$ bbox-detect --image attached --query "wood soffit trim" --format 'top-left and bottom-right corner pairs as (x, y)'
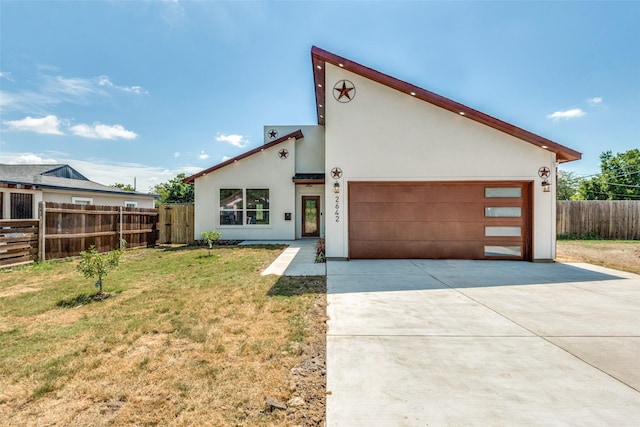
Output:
(292, 179), (326, 185)
(183, 129), (304, 184)
(311, 46), (581, 163)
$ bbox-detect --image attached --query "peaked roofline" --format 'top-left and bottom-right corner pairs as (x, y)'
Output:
(311, 46), (581, 163)
(183, 129), (304, 184)
(0, 163), (155, 197)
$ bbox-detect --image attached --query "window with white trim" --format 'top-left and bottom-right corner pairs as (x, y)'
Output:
(72, 197), (93, 205)
(219, 188), (269, 225)
(124, 201), (138, 208)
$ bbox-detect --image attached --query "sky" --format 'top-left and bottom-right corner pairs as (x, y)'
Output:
(1, 1), (639, 193)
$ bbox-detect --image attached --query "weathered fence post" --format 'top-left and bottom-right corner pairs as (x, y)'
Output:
(39, 202), (46, 262)
(119, 206), (123, 248)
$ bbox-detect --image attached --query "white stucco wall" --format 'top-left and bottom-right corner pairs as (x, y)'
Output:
(193, 138), (296, 241)
(42, 190), (155, 208)
(264, 125), (325, 174)
(324, 64), (558, 261)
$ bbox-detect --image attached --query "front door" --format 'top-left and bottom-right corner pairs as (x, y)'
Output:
(302, 196), (320, 237)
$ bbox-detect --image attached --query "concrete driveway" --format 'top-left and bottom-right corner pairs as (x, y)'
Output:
(326, 260), (640, 426)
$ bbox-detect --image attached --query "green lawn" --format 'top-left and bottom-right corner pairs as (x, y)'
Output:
(0, 245), (325, 426)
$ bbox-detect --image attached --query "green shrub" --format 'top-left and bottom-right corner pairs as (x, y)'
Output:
(200, 230), (221, 256)
(76, 242), (125, 294)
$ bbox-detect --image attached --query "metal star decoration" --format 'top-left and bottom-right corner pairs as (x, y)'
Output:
(268, 129), (278, 139)
(278, 149), (289, 159)
(333, 80), (355, 103)
(538, 167), (551, 178)
(331, 167), (342, 179)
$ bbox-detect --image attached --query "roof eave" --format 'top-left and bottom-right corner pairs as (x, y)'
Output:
(311, 46), (581, 163)
(183, 129), (304, 184)
(0, 180), (156, 197)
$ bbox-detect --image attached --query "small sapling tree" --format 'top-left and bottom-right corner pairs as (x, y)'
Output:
(77, 241), (125, 294)
(201, 230), (221, 256)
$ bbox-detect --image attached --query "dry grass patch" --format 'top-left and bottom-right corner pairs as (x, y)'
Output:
(557, 240), (640, 274)
(0, 245), (326, 426)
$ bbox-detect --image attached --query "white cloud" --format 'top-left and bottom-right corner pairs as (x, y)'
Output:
(546, 108), (586, 121)
(174, 152), (181, 158)
(11, 153), (59, 164)
(0, 72), (14, 82)
(198, 151), (210, 160)
(221, 155), (232, 162)
(1, 71), (146, 113)
(43, 75), (100, 102)
(588, 97), (602, 105)
(4, 115), (64, 135)
(70, 123), (138, 140)
(215, 133), (249, 148)
(98, 75), (148, 95)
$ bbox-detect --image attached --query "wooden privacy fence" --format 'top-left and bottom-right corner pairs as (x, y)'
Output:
(41, 202), (159, 260)
(557, 200), (640, 239)
(0, 220), (39, 268)
(158, 204), (195, 244)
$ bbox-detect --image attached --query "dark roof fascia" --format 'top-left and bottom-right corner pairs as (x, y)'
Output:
(183, 129), (304, 184)
(39, 185), (157, 198)
(0, 179), (156, 198)
(292, 173), (325, 184)
(311, 46), (581, 163)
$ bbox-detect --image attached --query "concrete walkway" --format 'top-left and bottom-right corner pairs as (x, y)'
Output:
(326, 260), (640, 426)
(240, 239), (326, 276)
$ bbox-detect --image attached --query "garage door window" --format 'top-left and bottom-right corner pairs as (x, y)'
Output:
(485, 207), (521, 217)
(485, 187), (521, 198)
(485, 226), (521, 237)
(485, 246), (522, 257)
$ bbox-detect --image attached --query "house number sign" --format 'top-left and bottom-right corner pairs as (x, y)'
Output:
(331, 167), (342, 223)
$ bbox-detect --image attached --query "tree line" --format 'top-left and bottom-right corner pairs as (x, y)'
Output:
(112, 173), (194, 205)
(558, 149), (639, 200)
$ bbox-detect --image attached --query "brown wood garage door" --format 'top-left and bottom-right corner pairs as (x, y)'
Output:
(348, 181), (532, 260)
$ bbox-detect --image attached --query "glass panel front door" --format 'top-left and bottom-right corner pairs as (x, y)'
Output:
(302, 196), (320, 237)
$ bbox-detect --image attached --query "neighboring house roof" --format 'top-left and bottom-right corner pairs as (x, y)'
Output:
(0, 164), (154, 197)
(311, 46), (581, 163)
(183, 130), (304, 184)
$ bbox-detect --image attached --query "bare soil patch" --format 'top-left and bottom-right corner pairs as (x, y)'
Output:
(556, 240), (640, 274)
(0, 286), (39, 299)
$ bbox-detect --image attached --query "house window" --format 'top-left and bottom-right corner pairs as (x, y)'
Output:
(220, 189), (243, 225)
(124, 201), (138, 208)
(11, 193), (33, 219)
(72, 197), (93, 205)
(219, 188), (269, 225)
(246, 189), (269, 225)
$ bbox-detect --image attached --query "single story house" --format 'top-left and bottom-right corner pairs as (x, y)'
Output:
(0, 164), (156, 219)
(184, 46), (581, 261)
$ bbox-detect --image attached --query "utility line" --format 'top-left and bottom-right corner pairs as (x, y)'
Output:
(602, 182), (640, 188)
